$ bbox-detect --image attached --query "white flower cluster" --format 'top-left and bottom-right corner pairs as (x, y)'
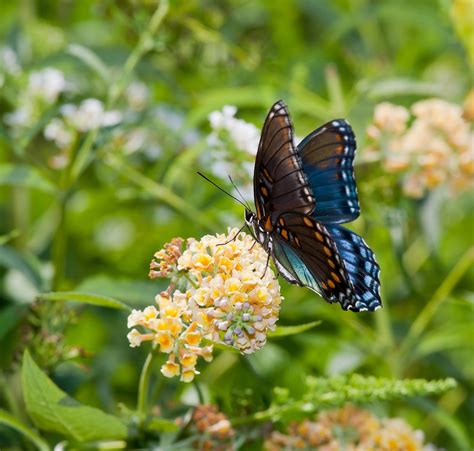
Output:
(4, 67), (67, 129)
(43, 99), (122, 149)
(208, 105), (260, 156)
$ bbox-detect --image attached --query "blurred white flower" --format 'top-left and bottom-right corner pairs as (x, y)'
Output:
(44, 118), (74, 148)
(208, 105), (260, 155)
(126, 81), (149, 111)
(0, 46), (21, 75)
(28, 68), (66, 104)
(123, 128), (147, 154)
(94, 216), (135, 252)
(4, 106), (32, 128)
(61, 98), (122, 132)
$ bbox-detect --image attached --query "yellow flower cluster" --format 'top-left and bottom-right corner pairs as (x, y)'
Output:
(264, 404), (434, 451)
(127, 229), (282, 381)
(366, 97), (473, 198)
(127, 290), (212, 382)
(178, 229), (281, 354)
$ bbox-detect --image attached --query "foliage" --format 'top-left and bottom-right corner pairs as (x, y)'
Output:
(0, 0), (473, 449)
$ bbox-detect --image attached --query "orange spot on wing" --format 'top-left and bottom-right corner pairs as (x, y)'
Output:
(281, 229), (289, 240)
(261, 186), (268, 197)
(331, 272), (341, 283)
(323, 246), (332, 256)
(279, 217), (285, 226)
(264, 216), (272, 231)
(303, 217), (313, 226)
(315, 231), (324, 242)
(327, 259), (336, 269)
(327, 279), (336, 289)
(294, 236), (301, 247)
(320, 282), (327, 290)
(263, 168), (272, 181)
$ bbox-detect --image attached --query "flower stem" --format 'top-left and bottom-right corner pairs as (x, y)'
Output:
(51, 192), (68, 290)
(137, 349), (156, 423)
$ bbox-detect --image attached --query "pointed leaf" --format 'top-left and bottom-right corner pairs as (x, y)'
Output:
(269, 320), (321, 338)
(22, 350), (127, 441)
(37, 291), (131, 311)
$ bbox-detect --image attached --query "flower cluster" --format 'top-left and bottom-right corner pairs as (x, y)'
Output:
(179, 230), (281, 353)
(127, 290), (213, 382)
(264, 404), (435, 451)
(127, 229), (282, 381)
(4, 67), (67, 131)
(191, 404), (234, 450)
(208, 105), (260, 156)
(365, 98), (473, 198)
(205, 105), (260, 200)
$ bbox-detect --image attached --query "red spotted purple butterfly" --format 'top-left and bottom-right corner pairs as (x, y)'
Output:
(244, 100), (382, 312)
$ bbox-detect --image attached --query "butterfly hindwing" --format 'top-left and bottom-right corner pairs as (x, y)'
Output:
(254, 101), (315, 219)
(297, 119), (360, 224)
(325, 225), (382, 311)
(271, 211), (360, 310)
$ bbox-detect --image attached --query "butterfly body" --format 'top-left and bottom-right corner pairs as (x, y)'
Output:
(246, 101), (381, 312)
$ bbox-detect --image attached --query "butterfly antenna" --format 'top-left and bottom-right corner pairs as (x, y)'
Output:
(197, 172), (248, 209)
(228, 175), (252, 210)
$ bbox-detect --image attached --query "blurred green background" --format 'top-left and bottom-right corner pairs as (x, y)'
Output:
(0, 0), (473, 449)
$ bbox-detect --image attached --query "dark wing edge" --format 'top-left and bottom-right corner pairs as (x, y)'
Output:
(297, 119), (360, 224)
(327, 225), (382, 312)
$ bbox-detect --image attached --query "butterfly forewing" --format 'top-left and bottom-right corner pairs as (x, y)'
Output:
(297, 119), (360, 224)
(254, 101), (315, 220)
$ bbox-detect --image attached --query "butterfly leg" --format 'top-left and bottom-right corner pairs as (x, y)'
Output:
(261, 250), (271, 279)
(217, 223), (246, 246)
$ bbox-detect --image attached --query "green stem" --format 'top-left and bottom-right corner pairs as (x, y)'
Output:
(70, 0), (169, 182)
(51, 192), (68, 290)
(399, 247), (474, 357)
(137, 349), (156, 423)
(105, 153), (217, 230)
(108, 0), (169, 106)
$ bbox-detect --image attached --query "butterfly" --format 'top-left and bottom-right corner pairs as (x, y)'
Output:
(244, 100), (381, 312)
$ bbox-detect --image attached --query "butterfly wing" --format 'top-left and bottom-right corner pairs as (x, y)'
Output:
(254, 100), (315, 220)
(297, 119), (360, 224)
(326, 225), (382, 311)
(271, 212), (381, 311)
(271, 212), (354, 310)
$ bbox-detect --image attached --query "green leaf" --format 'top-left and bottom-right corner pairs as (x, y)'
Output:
(202, 338), (240, 354)
(67, 44), (110, 83)
(0, 409), (50, 451)
(0, 245), (44, 290)
(0, 164), (55, 193)
(37, 291), (132, 311)
(22, 350), (127, 441)
(269, 320), (321, 338)
(75, 275), (161, 306)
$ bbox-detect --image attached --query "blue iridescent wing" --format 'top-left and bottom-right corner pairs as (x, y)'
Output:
(297, 119), (360, 224)
(325, 225), (382, 311)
